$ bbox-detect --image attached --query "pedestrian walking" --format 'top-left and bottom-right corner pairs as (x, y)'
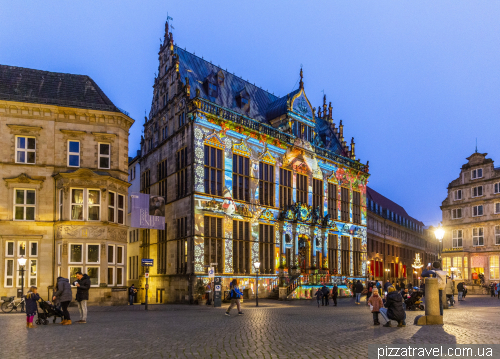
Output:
(129, 284), (137, 305)
(355, 280), (363, 305)
(383, 280), (391, 293)
(490, 283), (495, 297)
(225, 279), (244, 316)
(25, 286), (40, 329)
(445, 277), (455, 307)
(321, 285), (330, 306)
(457, 281), (464, 301)
(331, 285), (338, 306)
(379, 286), (406, 327)
(74, 271), (90, 323)
(314, 288), (323, 307)
(367, 288), (383, 325)
(375, 281), (381, 292)
(53, 276), (73, 325)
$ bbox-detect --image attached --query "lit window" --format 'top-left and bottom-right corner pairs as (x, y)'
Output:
(71, 189), (101, 221)
(87, 244), (100, 264)
(88, 190), (100, 221)
(473, 227), (484, 246)
(69, 244), (83, 264)
(14, 189), (35, 221)
(86, 267), (99, 286)
(98, 143), (110, 169)
(15, 136), (36, 164)
(71, 189), (84, 220)
(108, 192), (124, 224)
(68, 141), (80, 167)
(490, 256), (499, 279)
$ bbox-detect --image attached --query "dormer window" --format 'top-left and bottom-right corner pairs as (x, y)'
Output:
(237, 90), (250, 111)
(207, 82), (217, 98)
(292, 121), (313, 142)
(471, 168), (483, 180)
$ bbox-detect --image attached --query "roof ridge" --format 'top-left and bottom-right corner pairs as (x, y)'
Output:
(0, 64), (88, 78)
(173, 46), (279, 100)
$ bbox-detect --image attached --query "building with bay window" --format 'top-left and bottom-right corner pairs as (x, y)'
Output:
(0, 65), (133, 303)
(441, 152), (500, 285)
(135, 21), (370, 303)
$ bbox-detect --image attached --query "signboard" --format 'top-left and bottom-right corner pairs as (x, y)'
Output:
(130, 193), (165, 230)
(208, 267), (215, 278)
(142, 258), (154, 267)
(145, 272), (149, 278)
(213, 277), (222, 307)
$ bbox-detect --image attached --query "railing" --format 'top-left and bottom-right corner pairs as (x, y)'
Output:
(287, 275), (302, 296)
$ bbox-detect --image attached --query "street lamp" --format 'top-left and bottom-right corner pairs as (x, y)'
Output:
(254, 261), (261, 307)
(366, 261), (371, 280)
(450, 267), (457, 281)
(385, 268), (390, 283)
(18, 255), (27, 313)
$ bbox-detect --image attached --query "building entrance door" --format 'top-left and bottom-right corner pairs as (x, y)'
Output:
(298, 235), (310, 272)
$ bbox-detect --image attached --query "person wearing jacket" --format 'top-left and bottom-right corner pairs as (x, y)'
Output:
(457, 281), (464, 301)
(422, 261), (447, 315)
(321, 285), (330, 306)
(379, 286), (406, 327)
(331, 285), (338, 306)
(314, 288), (323, 307)
(445, 276), (454, 307)
(25, 286), (40, 328)
(368, 288), (383, 325)
(355, 280), (364, 305)
(53, 276), (73, 325)
(225, 279), (244, 316)
(74, 271), (91, 323)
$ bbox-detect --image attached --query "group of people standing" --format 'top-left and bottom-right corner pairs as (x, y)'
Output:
(314, 285), (339, 307)
(489, 282), (500, 298)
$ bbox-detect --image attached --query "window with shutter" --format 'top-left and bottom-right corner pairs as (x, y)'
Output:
(204, 145), (223, 197)
(233, 154), (250, 202)
(204, 216), (223, 273)
(328, 234), (338, 274)
(233, 220), (250, 274)
(341, 187), (350, 222)
(297, 174), (308, 204)
(353, 191), (361, 224)
(259, 224), (275, 274)
(328, 183), (337, 219)
(313, 179), (323, 215)
(279, 169), (292, 210)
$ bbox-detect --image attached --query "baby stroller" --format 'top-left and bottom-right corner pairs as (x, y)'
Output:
(36, 299), (64, 325)
(405, 290), (424, 311)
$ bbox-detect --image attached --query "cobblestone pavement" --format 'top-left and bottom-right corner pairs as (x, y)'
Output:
(1, 295), (499, 358)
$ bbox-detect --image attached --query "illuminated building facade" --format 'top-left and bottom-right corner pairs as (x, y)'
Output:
(0, 65), (133, 303)
(137, 21), (369, 303)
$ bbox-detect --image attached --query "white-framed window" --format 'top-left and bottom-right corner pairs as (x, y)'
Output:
(4, 259), (14, 287)
(59, 189), (64, 220)
(108, 192), (125, 224)
(471, 168), (483, 180)
(473, 227), (484, 246)
(495, 203), (500, 214)
(496, 226), (500, 245)
(29, 259), (37, 286)
(86, 244), (100, 264)
(18, 241), (26, 257)
(57, 266), (61, 278)
(68, 140), (80, 167)
(108, 245), (115, 264)
(452, 230), (463, 248)
(5, 241), (14, 257)
(495, 183), (500, 194)
(116, 267), (124, 286)
(451, 209), (462, 219)
(69, 266), (83, 284)
(86, 267), (99, 287)
(116, 246), (124, 265)
(70, 188), (101, 221)
(14, 189), (35, 221)
(453, 189), (462, 201)
(472, 186), (483, 198)
(69, 244), (83, 264)
(98, 143), (111, 169)
(29, 242), (38, 257)
(490, 256), (499, 279)
(15, 136), (36, 164)
(473, 205), (484, 217)
(107, 267), (115, 286)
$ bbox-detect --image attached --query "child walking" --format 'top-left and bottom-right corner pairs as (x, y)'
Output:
(367, 288), (383, 325)
(25, 286), (40, 328)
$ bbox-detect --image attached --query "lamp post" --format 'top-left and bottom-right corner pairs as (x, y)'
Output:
(18, 255), (27, 313)
(366, 261), (371, 280)
(434, 224), (445, 260)
(254, 261), (261, 307)
(385, 268), (390, 284)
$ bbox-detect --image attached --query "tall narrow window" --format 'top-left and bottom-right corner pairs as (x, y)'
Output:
(341, 187), (350, 222)
(108, 192), (115, 223)
(5, 259), (14, 287)
(204, 216), (223, 273)
(233, 220), (250, 274)
(233, 154), (250, 202)
(328, 183), (337, 219)
(452, 230), (463, 248)
(259, 162), (274, 206)
(279, 169), (292, 209)
(68, 140), (80, 167)
(353, 237), (362, 276)
(177, 218), (188, 274)
(341, 236), (350, 275)
(141, 169), (151, 195)
(204, 145), (223, 197)
(473, 227), (484, 246)
(353, 191), (361, 224)
(496, 226), (500, 246)
(88, 190), (100, 221)
(328, 234), (338, 274)
(297, 174), (308, 204)
(158, 228), (168, 274)
(98, 143), (110, 169)
(176, 148), (188, 198)
(15, 136), (36, 164)
(313, 179), (323, 214)
(59, 189), (63, 220)
(490, 256), (499, 279)
(108, 192), (124, 224)
(259, 224), (274, 274)
(158, 159), (167, 198)
(14, 189), (35, 221)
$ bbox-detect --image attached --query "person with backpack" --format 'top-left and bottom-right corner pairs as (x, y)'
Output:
(225, 279), (244, 316)
(321, 285), (330, 306)
(129, 284), (137, 305)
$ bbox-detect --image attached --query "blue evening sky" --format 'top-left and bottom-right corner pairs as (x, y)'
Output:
(2, 1), (499, 226)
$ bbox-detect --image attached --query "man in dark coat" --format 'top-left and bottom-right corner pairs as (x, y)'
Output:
(355, 280), (364, 304)
(379, 286), (406, 327)
(321, 285), (330, 306)
(331, 285), (338, 306)
(457, 282), (464, 301)
(75, 271), (91, 323)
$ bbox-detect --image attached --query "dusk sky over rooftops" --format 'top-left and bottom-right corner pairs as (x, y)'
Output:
(2, 1), (499, 226)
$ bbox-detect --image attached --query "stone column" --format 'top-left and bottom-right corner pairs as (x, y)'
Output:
(415, 277), (443, 325)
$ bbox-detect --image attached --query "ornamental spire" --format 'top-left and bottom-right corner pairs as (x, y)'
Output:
(299, 67), (303, 89)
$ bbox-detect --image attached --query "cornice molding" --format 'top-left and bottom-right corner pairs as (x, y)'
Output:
(60, 129), (87, 137)
(6, 124), (43, 132)
(3, 173), (46, 189)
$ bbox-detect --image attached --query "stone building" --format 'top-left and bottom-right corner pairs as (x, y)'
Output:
(126, 152), (141, 299)
(0, 65), (134, 304)
(441, 152), (500, 284)
(366, 187), (440, 285)
(135, 21), (370, 303)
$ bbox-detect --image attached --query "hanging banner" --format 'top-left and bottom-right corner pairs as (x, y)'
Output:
(130, 193), (165, 230)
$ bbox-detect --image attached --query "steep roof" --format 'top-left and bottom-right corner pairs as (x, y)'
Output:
(367, 186), (424, 227)
(0, 64), (121, 113)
